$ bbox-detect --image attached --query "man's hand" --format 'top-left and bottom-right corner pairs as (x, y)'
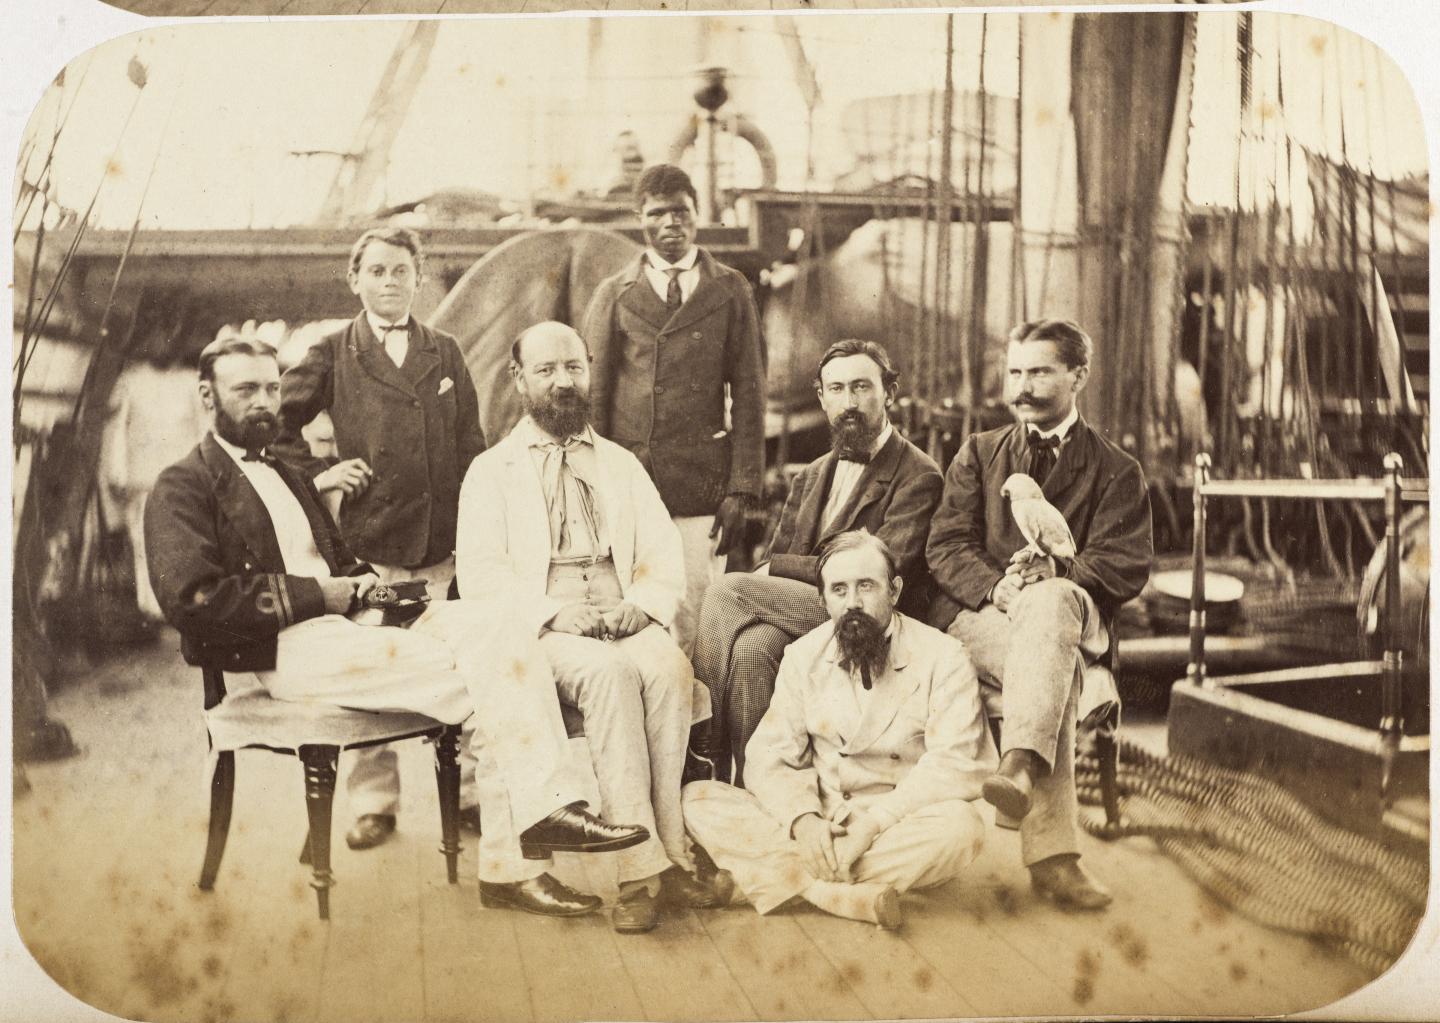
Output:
(321, 575), (360, 615)
(710, 494), (752, 557)
(314, 458), (373, 497)
(549, 603), (606, 638)
(830, 813), (882, 880)
(990, 573), (1026, 614)
(1007, 549), (1057, 585)
(600, 601), (650, 640)
(792, 813), (846, 882)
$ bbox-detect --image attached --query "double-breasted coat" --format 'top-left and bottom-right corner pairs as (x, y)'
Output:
(274, 314), (486, 569)
(581, 249), (766, 517)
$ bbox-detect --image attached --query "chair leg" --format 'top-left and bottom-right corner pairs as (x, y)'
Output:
(299, 745), (340, 920)
(1095, 705), (1122, 836)
(433, 727), (462, 885)
(199, 750), (236, 891)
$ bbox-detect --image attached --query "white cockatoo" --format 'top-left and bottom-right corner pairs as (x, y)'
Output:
(1001, 473), (1077, 561)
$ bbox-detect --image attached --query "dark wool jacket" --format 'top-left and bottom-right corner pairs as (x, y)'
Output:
(144, 433), (371, 673)
(926, 417), (1153, 643)
(765, 428), (943, 617)
(581, 249), (766, 517)
(273, 314), (485, 568)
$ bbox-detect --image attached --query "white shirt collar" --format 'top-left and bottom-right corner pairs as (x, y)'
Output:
(365, 310), (412, 337)
(645, 247), (699, 272)
(1029, 406), (1078, 443)
(212, 430), (263, 465)
(518, 414), (596, 450)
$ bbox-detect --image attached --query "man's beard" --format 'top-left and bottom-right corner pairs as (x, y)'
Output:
(829, 410), (884, 462)
(215, 405), (278, 452)
(525, 388), (591, 439)
(834, 608), (891, 688)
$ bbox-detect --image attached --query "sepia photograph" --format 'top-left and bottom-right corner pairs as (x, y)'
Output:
(6, 2), (1435, 1021)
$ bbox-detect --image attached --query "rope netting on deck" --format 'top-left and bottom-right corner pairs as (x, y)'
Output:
(1076, 739), (1427, 975)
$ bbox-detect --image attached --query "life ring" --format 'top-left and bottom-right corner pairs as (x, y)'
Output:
(667, 112), (779, 190)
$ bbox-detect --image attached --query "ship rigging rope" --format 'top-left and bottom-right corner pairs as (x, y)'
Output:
(1075, 737), (1426, 976)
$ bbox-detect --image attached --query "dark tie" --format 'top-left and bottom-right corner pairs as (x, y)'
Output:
(242, 448), (276, 465)
(1027, 431), (1060, 483)
(380, 323), (409, 368)
(664, 268), (683, 312)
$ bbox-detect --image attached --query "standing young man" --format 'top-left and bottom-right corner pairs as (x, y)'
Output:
(274, 227), (486, 852)
(581, 164), (767, 655)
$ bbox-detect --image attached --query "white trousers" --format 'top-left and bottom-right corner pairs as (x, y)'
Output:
(346, 559), (477, 817)
(465, 561), (700, 885)
(682, 781), (984, 916)
(671, 514), (726, 658)
(256, 596), (584, 883)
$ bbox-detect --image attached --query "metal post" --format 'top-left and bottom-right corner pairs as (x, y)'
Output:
(1187, 453), (1211, 686)
(1379, 452), (1403, 796)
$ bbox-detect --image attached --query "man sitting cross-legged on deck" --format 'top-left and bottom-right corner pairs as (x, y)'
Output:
(683, 530), (996, 930)
(144, 336), (648, 920)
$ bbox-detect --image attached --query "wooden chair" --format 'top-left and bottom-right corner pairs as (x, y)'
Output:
(198, 666), (463, 920)
(979, 664), (1123, 833)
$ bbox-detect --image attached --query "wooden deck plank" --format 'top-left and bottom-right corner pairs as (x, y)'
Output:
(314, 804), (428, 1022)
(13, 638), (1391, 1022)
(606, 906), (759, 1023)
(791, 908), (979, 1020)
(697, 905), (872, 1021)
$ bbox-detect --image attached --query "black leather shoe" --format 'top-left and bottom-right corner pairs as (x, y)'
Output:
(479, 873), (602, 917)
(661, 867), (733, 909)
(982, 750), (1043, 821)
(345, 813), (397, 850)
(613, 889), (659, 934)
(519, 803), (648, 860)
(458, 806), (482, 835)
(1030, 855), (1113, 911)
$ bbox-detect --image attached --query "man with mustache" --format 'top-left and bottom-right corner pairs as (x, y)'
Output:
(454, 321), (721, 934)
(581, 164), (767, 657)
(694, 340), (942, 783)
(145, 336), (649, 919)
(273, 227), (487, 853)
(926, 318), (1152, 911)
(682, 530), (995, 930)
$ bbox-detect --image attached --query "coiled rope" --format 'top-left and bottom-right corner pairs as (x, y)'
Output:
(1076, 738), (1426, 975)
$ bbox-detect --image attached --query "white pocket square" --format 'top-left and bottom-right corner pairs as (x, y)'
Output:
(438, 377), (454, 395)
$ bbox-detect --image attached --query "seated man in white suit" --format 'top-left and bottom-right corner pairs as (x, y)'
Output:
(682, 530), (996, 930)
(456, 321), (720, 935)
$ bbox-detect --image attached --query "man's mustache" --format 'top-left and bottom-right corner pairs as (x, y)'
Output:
(1012, 395), (1037, 406)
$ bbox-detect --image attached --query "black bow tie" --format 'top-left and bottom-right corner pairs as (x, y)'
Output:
(1027, 431), (1061, 452)
(378, 323), (410, 335)
(242, 449), (276, 465)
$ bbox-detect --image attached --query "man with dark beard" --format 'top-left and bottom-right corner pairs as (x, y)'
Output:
(693, 340), (942, 783)
(144, 337), (651, 919)
(682, 531), (995, 930)
(454, 321), (721, 934)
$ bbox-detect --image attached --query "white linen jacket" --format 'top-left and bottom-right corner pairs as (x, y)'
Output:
(455, 416), (687, 637)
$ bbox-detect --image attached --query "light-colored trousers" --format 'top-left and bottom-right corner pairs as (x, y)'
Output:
(682, 781), (984, 915)
(346, 558), (480, 817)
(469, 560), (701, 885)
(255, 597), (585, 883)
(671, 514), (726, 658)
(944, 578), (1108, 867)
